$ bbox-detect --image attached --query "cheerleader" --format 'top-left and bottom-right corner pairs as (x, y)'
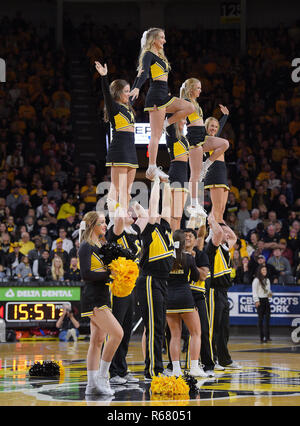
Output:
(105, 201), (148, 384)
(79, 210), (123, 396)
(180, 79), (229, 214)
(165, 116), (189, 231)
(136, 177), (174, 379)
(203, 106), (230, 226)
(184, 227), (215, 377)
(130, 28), (194, 182)
(166, 229), (208, 378)
(95, 61), (137, 218)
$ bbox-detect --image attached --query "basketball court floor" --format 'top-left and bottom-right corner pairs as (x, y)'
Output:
(1, 333), (300, 407)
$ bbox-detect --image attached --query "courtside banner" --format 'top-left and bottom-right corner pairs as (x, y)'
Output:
(0, 287), (81, 301)
(228, 285), (300, 326)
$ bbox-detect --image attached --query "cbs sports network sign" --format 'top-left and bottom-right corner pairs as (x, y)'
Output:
(228, 285), (300, 343)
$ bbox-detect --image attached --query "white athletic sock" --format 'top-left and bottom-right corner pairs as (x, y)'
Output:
(99, 359), (111, 378)
(148, 163), (156, 168)
(190, 360), (199, 369)
(87, 370), (98, 386)
(191, 198), (198, 207)
(172, 361), (181, 375)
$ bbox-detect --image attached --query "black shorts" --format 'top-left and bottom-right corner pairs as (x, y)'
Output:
(144, 81), (176, 112)
(187, 125), (208, 147)
(106, 131), (138, 168)
(204, 160), (229, 190)
(166, 281), (195, 314)
(81, 282), (111, 317)
(168, 161), (189, 192)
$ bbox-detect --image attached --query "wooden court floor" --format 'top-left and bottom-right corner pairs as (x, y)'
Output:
(1, 334), (300, 407)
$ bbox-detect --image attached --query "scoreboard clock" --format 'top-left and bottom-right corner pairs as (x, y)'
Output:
(5, 302), (71, 322)
(0, 285), (81, 327)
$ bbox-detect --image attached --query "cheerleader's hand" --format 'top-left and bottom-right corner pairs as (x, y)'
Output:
(219, 104), (229, 115)
(129, 87), (139, 100)
(95, 61), (107, 76)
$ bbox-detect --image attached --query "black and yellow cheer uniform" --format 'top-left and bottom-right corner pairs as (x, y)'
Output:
(187, 247), (215, 372)
(166, 120), (190, 192)
(79, 241), (110, 317)
(204, 114), (229, 190)
(136, 218), (174, 378)
(106, 223), (141, 263)
(106, 224), (141, 379)
(185, 100), (208, 148)
(101, 75), (138, 168)
(132, 51), (175, 112)
(166, 253), (199, 314)
(205, 239), (233, 367)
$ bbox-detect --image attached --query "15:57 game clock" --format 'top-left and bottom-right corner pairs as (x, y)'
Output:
(5, 302), (70, 322)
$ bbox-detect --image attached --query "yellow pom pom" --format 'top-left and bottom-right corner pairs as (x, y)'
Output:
(150, 374), (189, 396)
(106, 256), (139, 297)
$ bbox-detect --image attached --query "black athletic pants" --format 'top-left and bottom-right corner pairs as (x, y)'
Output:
(109, 292), (134, 378)
(209, 288), (232, 367)
(136, 274), (167, 378)
(191, 291), (215, 371)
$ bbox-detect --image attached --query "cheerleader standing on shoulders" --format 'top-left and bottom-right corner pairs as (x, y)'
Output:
(105, 202), (148, 384)
(79, 211), (123, 396)
(203, 106), (229, 227)
(130, 28), (194, 182)
(95, 61), (138, 221)
(165, 116), (190, 231)
(166, 229), (208, 378)
(180, 79), (229, 215)
(136, 177), (174, 380)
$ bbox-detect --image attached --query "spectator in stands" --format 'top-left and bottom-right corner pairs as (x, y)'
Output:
(50, 237), (69, 270)
(279, 238), (294, 267)
(33, 249), (52, 281)
(36, 204), (58, 236)
(19, 231), (35, 256)
(6, 185), (23, 213)
(28, 236), (44, 267)
(237, 199), (250, 235)
(243, 208), (262, 238)
(64, 257), (81, 282)
(36, 196), (55, 218)
(38, 226), (53, 251)
(235, 257), (252, 285)
(252, 184), (270, 210)
(14, 194), (32, 225)
(58, 215), (79, 240)
(267, 248), (294, 285)
(80, 176), (97, 210)
(51, 228), (73, 253)
(56, 194), (76, 221)
(247, 232), (259, 257)
(6, 242), (22, 278)
(24, 215), (37, 238)
(69, 238), (79, 259)
(15, 255), (32, 282)
(262, 224), (281, 258)
(249, 253), (279, 284)
(0, 264), (8, 281)
(51, 255), (65, 281)
(47, 180), (62, 203)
